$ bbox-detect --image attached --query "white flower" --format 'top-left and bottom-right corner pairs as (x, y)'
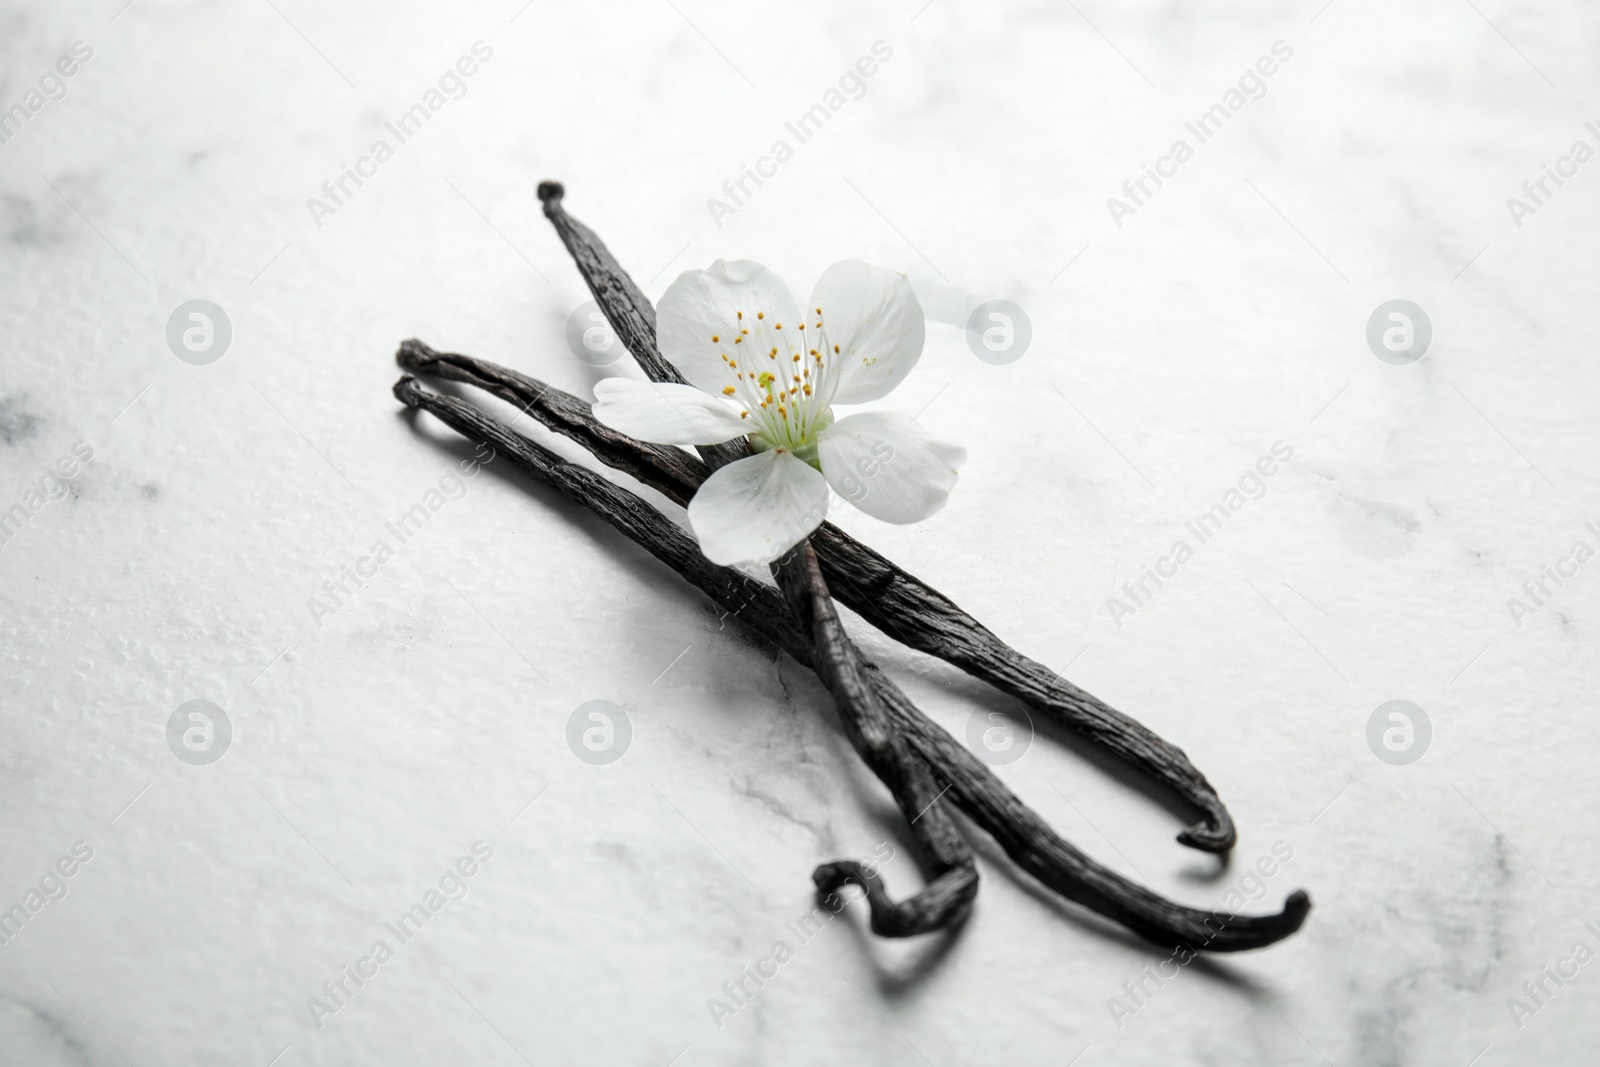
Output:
(592, 259), (966, 566)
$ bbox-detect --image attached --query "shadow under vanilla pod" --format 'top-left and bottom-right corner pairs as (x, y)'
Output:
(386, 183), (1311, 954)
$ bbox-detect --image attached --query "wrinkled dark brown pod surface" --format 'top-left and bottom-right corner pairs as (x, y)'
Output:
(392, 374), (1310, 951)
(778, 543), (980, 937)
(535, 179), (1235, 853)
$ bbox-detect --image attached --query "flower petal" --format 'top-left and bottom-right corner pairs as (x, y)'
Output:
(817, 411), (965, 524)
(657, 260), (803, 396)
(592, 378), (748, 445)
(810, 260), (925, 405)
(688, 449), (828, 566)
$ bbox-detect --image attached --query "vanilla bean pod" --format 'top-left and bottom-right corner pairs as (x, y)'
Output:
(713, 400), (981, 931)
(537, 181), (1234, 853)
(391, 375), (1310, 951)
(777, 543), (979, 935)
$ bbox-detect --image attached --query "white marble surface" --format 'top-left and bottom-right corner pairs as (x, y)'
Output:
(3, 0), (1599, 1063)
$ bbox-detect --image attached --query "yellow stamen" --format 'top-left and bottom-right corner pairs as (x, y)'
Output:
(722, 386), (736, 395)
